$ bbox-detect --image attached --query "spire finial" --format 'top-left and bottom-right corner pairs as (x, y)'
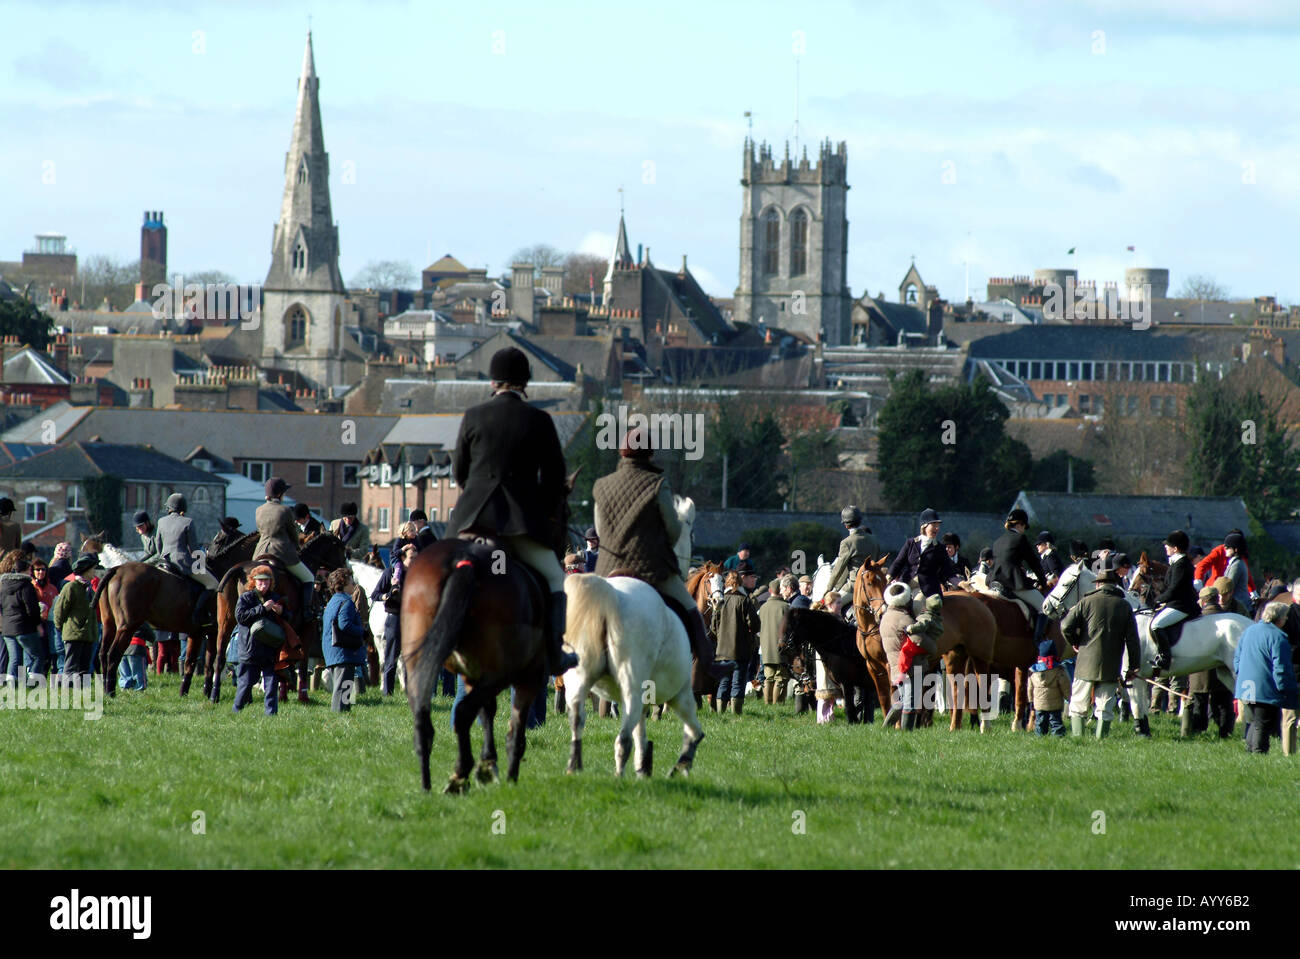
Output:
(618, 185), (624, 216)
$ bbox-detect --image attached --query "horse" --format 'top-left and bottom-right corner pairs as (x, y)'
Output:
(854, 558), (1043, 731)
(672, 494), (695, 579)
(561, 574), (704, 777)
(401, 472), (578, 793)
(685, 560), (724, 701)
(207, 532), (349, 704)
(93, 540), (251, 698)
(778, 606), (876, 724)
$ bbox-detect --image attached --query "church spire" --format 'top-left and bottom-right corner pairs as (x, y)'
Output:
(265, 31), (343, 294)
(602, 202), (634, 307)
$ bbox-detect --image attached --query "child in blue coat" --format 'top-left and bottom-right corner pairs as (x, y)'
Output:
(322, 567), (366, 712)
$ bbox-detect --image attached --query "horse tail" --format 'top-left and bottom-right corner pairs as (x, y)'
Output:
(562, 573), (617, 668)
(406, 550), (477, 790)
(91, 565), (118, 617)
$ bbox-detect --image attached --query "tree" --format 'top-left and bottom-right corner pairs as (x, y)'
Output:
(1089, 385), (1185, 495)
(185, 270), (236, 286)
(0, 296), (54, 349)
(1175, 274), (1228, 301)
(83, 475), (124, 545)
(76, 255), (140, 310)
(350, 260), (415, 290)
(562, 252), (608, 296)
(1183, 375), (1300, 522)
(1029, 450), (1097, 493)
(566, 398), (620, 529)
(507, 244), (565, 275)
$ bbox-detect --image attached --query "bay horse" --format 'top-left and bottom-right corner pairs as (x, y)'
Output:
(95, 539), (252, 697)
(853, 558), (1037, 731)
(402, 471), (578, 793)
(207, 532), (348, 704)
(778, 606), (875, 724)
(562, 573), (704, 777)
(684, 561), (724, 700)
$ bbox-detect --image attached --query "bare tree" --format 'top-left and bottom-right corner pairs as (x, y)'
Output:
(507, 244), (565, 273)
(350, 260), (416, 290)
(186, 269), (236, 286)
(1090, 385), (1185, 495)
(1175, 274), (1229, 301)
(562, 252), (608, 296)
(76, 255), (140, 310)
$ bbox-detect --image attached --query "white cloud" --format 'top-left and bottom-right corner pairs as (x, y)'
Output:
(687, 263), (726, 297)
(577, 231), (614, 258)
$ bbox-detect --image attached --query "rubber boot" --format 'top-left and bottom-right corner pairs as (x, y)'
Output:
(763, 679), (775, 704)
(732, 697), (744, 716)
(1096, 719), (1112, 739)
(547, 591), (579, 676)
(1070, 715), (1085, 737)
(1180, 706), (1194, 738)
(718, 696), (730, 714)
(1133, 715), (1151, 738)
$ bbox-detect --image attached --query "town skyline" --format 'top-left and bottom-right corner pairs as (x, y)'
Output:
(6, 0), (1300, 303)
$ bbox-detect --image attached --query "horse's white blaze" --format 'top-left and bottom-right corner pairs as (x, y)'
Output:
(563, 573), (702, 776)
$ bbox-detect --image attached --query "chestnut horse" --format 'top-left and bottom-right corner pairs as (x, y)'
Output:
(207, 532), (348, 704)
(853, 558), (1060, 730)
(685, 561), (724, 699)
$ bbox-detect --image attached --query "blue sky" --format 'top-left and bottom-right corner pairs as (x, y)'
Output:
(4, 0), (1300, 303)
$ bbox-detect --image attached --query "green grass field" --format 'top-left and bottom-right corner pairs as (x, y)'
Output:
(2, 673), (1297, 869)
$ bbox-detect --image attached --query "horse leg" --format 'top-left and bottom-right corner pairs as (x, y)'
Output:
(476, 694), (499, 783)
(566, 677), (590, 774)
(614, 693), (638, 777)
(1012, 667), (1030, 730)
(668, 686), (705, 777)
(505, 680), (538, 784)
(180, 634), (197, 697)
(446, 685), (484, 794)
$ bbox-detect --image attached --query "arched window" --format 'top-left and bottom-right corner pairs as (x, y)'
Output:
(297, 157), (309, 185)
(761, 209), (780, 276)
(789, 208), (808, 276)
(905, 284), (918, 304)
(285, 305), (308, 349)
(292, 243), (307, 272)
(193, 486), (210, 504)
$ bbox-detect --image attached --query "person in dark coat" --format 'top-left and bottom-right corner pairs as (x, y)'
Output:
(232, 566), (284, 716)
(582, 527), (600, 573)
(828, 506), (883, 599)
(134, 511), (161, 564)
(294, 502), (324, 540)
(329, 502), (367, 559)
(409, 509), (436, 551)
(1, 556), (43, 684)
(156, 492), (219, 629)
(592, 430), (715, 673)
(941, 532), (971, 584)
(790, 575), (813, 609)
(47, 542), (72, 587)
(1061, 554), (1140, 738)
(255, 477), (316, 620)
(52, 554), (96, 682)
(1150, 529), (1199, 672)
(710, 571), (760, 714)
(889, 508), (959, 600)
(1234, 602), (1299, 754)
(1034, 531), (1066, 587)
(371, 542), (417, 695)
(0, 498), (20, 553)
(451, 346), (574, 676)
(989, 508), (1050, 645)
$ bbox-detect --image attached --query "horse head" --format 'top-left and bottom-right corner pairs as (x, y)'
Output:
(302, 532), (347, 573)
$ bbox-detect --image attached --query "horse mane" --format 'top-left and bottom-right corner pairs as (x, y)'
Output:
(790, 606), (859, 658)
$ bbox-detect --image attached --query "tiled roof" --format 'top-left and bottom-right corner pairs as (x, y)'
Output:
(1013, 491), (1251, 547)
(968, 325), (1199, 362)
(0, 441), (229, 484)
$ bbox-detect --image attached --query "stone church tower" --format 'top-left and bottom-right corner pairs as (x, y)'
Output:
(732, 138), (851, 345)
(260, 32), (349, 390)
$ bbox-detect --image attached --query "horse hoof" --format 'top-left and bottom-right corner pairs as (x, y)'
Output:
(670, 763), (690, 778)
(443, 776), (470, 795)
(475, 763), (499, 784)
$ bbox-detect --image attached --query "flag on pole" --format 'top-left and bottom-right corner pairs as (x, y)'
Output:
(1126, 245), (1135, 252)
(1067, 247), (1076, 255)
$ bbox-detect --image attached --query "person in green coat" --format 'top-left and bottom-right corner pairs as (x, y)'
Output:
(52, 554), (97, 682)
(710, 571), (760, 715)
(1060, 554), (1139, 739)
(828, 506), (882, 601)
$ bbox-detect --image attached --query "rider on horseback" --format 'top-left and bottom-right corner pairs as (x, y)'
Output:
(255, 477), (317, 623)
(1150, 529), (1199, 673)
(590, 425), (717, 676)
(155, 493), (219, 624)
(451, 346), (578, 677)
(828, 506), (882, 601)
(888, 508), (958, 601)
(134, 511), (161, 564)
(989, 508), (1051, 645)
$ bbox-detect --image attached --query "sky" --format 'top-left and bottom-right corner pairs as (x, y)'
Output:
(4, 0), (1300, 304)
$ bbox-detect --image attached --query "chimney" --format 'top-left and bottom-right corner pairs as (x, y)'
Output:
(69, 376), (98, 405)
(539, 265), (564, 300)
(510, 263), (535, 324)
(126, 377), (154, 408)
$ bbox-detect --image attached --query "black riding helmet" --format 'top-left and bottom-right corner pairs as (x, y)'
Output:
(489, 347), (531, 386)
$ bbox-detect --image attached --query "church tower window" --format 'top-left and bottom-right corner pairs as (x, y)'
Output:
(761, 209), (780, 276)
(790, 208), (808, 276)
(297, 157), (309, 184)
(292, 243), (307, 272)
(285, 304), (308, 349)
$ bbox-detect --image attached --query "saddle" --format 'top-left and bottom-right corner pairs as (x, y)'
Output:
(149, 560), (211, 628)
(968, 574), (1035, 623)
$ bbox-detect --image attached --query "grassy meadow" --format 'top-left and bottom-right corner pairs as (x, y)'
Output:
(1, 672), (1297, 869)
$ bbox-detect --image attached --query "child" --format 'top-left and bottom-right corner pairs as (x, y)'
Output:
(1028, 638), (1070, 736)
(232, 566), (285, 716)
(117, 625), (152, 691)
(52, 554), (97, 685)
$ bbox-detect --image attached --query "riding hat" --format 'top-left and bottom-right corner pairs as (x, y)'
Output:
(489, 346), (531, 385)
(1199, 586), (1220, 604)
(1112, 552), (1131, 570)
(1035, 530), (1054, 546)
(1164, 529), (1189, 552)
(841, 505), (862, 526)
(0, 497), (13, 515)
(1005, 508), (1029, 527)
(1097, 537), (1116, 551)
(165, 492), (187, 513)
(265, 476), (290, 499)
(885, 581), (912, 608)
(1069, 539), (1088, 559)
(1223, 531), (1247, 552)
(918, 508), (941, 527)
(584, 527), (598, 541)
(737, 542), (752, 552)
(340, 502), (358, 518)
(294, 503), (312, 519)
(72, 553), (97, 574)
(132, 510), (150, 526)
(979, 547), (993, 561)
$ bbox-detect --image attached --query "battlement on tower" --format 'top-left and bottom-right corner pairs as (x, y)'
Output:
(742, 137), (847, 186)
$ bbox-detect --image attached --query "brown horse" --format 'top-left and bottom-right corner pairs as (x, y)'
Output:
(684, 561), (723, 700)
(95, 540), (252, 697)
(207, 532), (348, 704)
(853, 558), (1057, 730)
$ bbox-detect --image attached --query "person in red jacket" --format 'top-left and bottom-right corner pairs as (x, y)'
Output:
(1194, 530), (1256, 594)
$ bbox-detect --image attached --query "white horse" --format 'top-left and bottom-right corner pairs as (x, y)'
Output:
(562, 573), (705, 778)
(1123, 611), (1250, 719)
(811, 554), (832, 602)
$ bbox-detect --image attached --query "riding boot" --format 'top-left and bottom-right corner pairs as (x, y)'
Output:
(1180, 706), (1194, 738)
(1070, 715), (1085, 737)
(547, 592), (579, 677)
(1096, 719), (1112, 739)
(300, 582), (315, 626)
(1032, 610), (1050, 645)
(1151, 627), (1171, 673)
(1133, 715), (1151, 738)
(193, 588), (216, 629)
(732, 697), (743, 716)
